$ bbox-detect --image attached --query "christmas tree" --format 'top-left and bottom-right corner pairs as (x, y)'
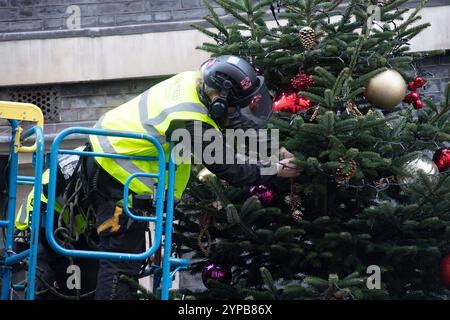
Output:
(173, 0), (450, 299)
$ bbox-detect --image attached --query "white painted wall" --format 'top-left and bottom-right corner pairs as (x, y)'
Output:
(409, 5), (450, 52)
(0, 5), (449, 86)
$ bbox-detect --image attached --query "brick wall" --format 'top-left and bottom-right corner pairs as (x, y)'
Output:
(0, 0), (224, 34)
(414, 52), (450, 103)
(0, 76), (166, 145)
(0, 0), (447, 39)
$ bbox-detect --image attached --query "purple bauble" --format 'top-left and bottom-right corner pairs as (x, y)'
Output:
(249, 184), (275, 206)
(201, 263), (232, 288)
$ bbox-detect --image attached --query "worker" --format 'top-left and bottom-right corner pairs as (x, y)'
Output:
(81, 55), (301, 299)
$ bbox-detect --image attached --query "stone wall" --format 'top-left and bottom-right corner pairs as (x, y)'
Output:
(414, 52), (450, 103)
(0, 0), (225, 38)
(0, 0), (447, 40)
(0, 76), (166, 147)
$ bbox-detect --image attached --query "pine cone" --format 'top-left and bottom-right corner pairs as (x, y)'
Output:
(292, 209), (303, 223)
(285, 194), (302, 209)
(299, 26), (316, 50)
(335, 158), (358, 185)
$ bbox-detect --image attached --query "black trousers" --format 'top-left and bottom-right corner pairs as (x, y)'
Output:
(85, 156), (147, 300)
(34, 230), (98, 300)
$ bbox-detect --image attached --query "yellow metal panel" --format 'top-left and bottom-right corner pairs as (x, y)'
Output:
(0, 101), (44, 153)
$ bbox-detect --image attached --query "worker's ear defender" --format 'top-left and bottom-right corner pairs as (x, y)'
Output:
(209, 80), (232, 120)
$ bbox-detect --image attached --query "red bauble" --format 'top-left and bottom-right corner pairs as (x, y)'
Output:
(433, 147), (450, 172)
(404, 93), (414, 103)
(290, 72), (315, 91)
(409, 92), (420, 101)
(404, 92), (419, 103)
(413, 99), (423, 109)
(249, 184), (275, 206)
(440, 254), (450, 289)
(408, 81), (417, 91)
(413, 76), (425, 88)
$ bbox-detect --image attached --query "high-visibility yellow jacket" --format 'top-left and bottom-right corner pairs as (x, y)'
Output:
(16, 147), (87, 234)
(15, 169), (87, 234)
(89, 71), (219, 200)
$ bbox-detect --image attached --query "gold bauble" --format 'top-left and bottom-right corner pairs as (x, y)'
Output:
(364, 69), (407, 110)
(197, 167), (215, 182)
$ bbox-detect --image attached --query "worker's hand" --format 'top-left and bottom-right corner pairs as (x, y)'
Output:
(276, 158), (301, 178)
(279, 147), (294, 160)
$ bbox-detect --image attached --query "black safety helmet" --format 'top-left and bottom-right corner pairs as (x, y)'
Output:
(201, 55), (273, 129)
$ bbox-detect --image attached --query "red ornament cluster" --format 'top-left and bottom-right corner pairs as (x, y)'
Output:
(404, 76), (426, 109)
(290, 72), (315, 91)
(273, 91), (313, 114)
(433, 147), (450, 172)
(273, 71), (314, 114)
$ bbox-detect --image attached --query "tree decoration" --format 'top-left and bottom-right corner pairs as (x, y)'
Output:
(398, 155), (439, 189)
(405, 92), (420, 103)
(211, 200), (224, 210)
(290, 72), (315, 91)
(335, 158), (358, 185)
(285, 179), (303, 222)
(197, 213), (213, 257)
(413, 99), (423, 109)
(364, 69), (407, 110)
(297, 96), (313, 110)
(433, 147), (450, 172)
(308, 106), (320, 122)
(374, 176), (397, 190)
(345, 100), (364, 117)
(413, 76), (426, 88)
(407, 81), (417, 92)
(299, 26), (316, 50)
(197, 212), (228, 257)
(273, 91), (313, 114)
(202, 262), (232, 288)
(404, 76), (426, 109)
(292, 209), (304, 223)
(285, 194), (302, 209)
(249, 184), (275, 206)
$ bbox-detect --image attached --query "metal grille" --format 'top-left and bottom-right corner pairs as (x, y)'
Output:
(9, 87), (60, 122)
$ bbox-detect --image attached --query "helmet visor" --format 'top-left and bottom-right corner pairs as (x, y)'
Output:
(237, 77), (273, 129)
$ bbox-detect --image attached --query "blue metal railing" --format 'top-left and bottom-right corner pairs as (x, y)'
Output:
(44, 127), (188, 300)
(0, 120), (44, 300)
(1, 124), (188, 300)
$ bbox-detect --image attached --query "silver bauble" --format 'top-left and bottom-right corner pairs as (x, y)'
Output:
(398, 155), (439, 189)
